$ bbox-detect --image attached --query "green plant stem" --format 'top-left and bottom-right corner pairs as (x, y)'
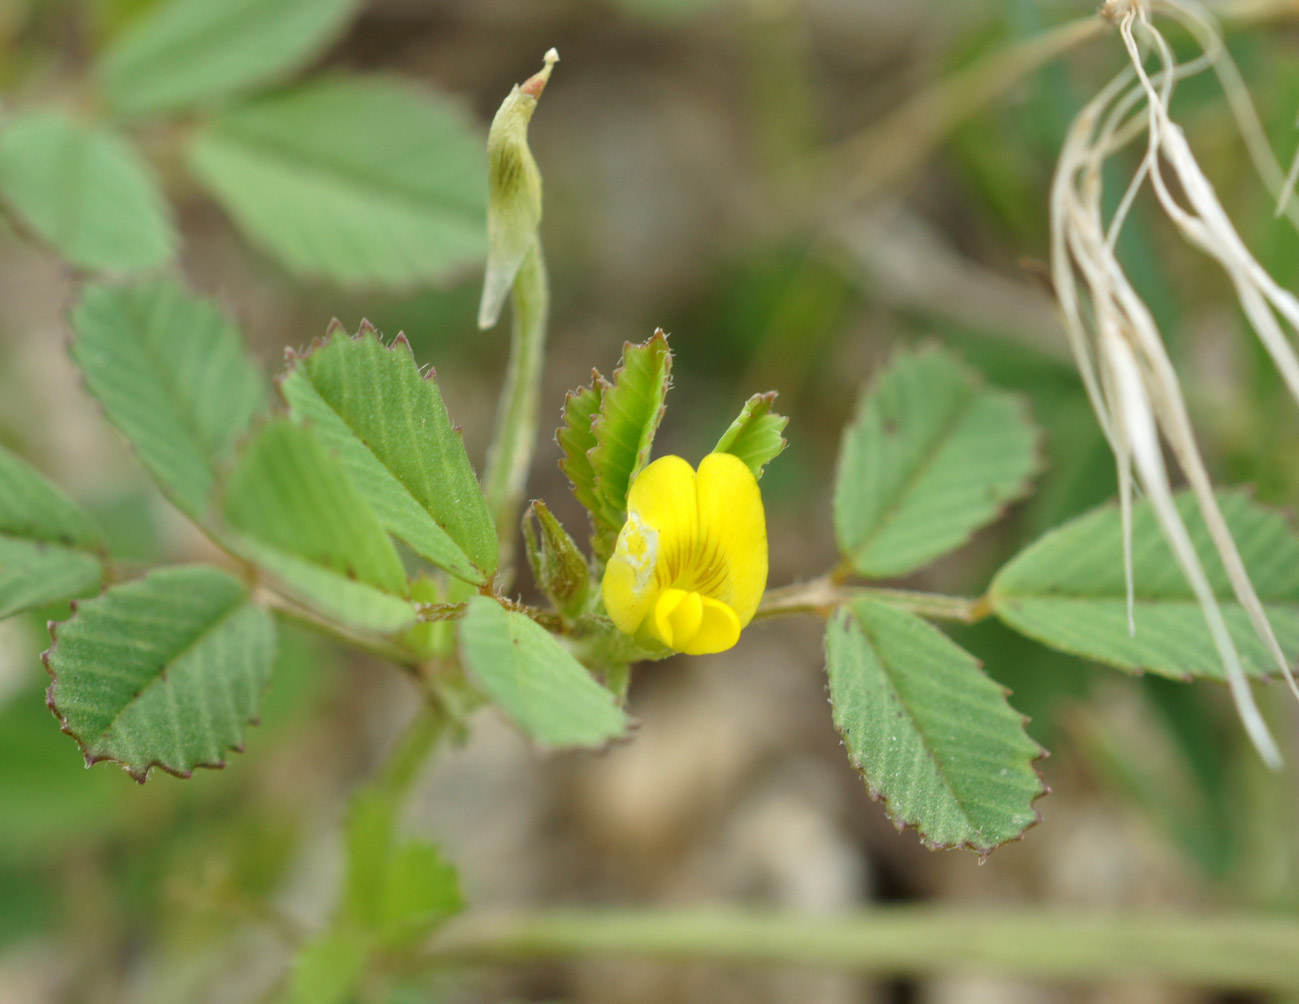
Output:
(420, 906), (1299, 993)
(484, 241), (550, 576)
(756, 576), (991, 623)
(254, 585), (419, 667)
(372, 696), (452, 803)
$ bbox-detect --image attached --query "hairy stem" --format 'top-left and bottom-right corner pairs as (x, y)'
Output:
(420, 906), (1299, 993)
(372, 696), (453, 803)
(756, 576), (990, 623)
(254, 585), (419, 667)
(484, 241), (550, 576)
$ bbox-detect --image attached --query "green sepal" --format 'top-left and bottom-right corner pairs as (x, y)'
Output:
(523, 500), (592, 617)
(557, 378), (604, 517)
(714, 391), (788, 479)
(559, 331), (673, 561)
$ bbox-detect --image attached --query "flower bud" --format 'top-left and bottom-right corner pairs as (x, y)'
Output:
(524, 499), (592, 617)
(478, 48), (558, 330)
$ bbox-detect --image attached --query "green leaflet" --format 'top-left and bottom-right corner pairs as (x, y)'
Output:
(991, 491), (1299, 680)
(826, 599), (1044, 854)
(0, 447), (104, 619)
(69, 279), (266, 520)
(0, 112), (174, 272)
(44, 565), (276, 782)
(0, 540), (103, 622)
(187, 76), (486, 287)
(834, 346), (1038, 578)
(99, 0), (358, 116)
(714, 391), (788, 479)
(458, 596), (629, 748)
(223, 420), (416, 635)
(280, 323), (497, 584)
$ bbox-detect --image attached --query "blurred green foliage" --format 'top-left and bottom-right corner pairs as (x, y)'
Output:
(2, 0), (1299, 1000)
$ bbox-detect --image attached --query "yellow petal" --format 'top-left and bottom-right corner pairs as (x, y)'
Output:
(601, 455), (697, 635)
(649, 588), (700, 649)
(626, 455), (698, 588)
(694, 453), (767, 626)
(601, 544), (656, 636)
(679, 595), (741, 655)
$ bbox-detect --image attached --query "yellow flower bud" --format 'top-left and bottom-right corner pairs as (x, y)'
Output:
(601, 453), (768, 655)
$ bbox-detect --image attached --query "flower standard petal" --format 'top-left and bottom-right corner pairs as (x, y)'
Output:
(626, 454), (698, 582)
(694, 452), (768, 627)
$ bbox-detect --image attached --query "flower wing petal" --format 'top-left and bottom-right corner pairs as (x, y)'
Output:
(602, 455), (698, 634)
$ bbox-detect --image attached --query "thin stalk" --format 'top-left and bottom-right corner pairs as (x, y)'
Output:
(420, 906), (1299, 994)
(756, 576), (990, 624)
(372, 696), (452, 804)
(484, 240), (550, 575)
(254, 585), (418, 668)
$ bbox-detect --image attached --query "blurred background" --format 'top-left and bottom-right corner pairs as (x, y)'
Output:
(1, 0), (1299, 1002)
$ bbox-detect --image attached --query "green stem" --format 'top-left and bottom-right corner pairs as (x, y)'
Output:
(254, 585), (419, 667)
(484, 241), (550, 576)
(420, 906), (1299, 993)
(756, 576), (991, 624)
(372, 697), (452, 803)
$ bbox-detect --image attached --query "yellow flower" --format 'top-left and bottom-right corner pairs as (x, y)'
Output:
(601, 453), (767, 655)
